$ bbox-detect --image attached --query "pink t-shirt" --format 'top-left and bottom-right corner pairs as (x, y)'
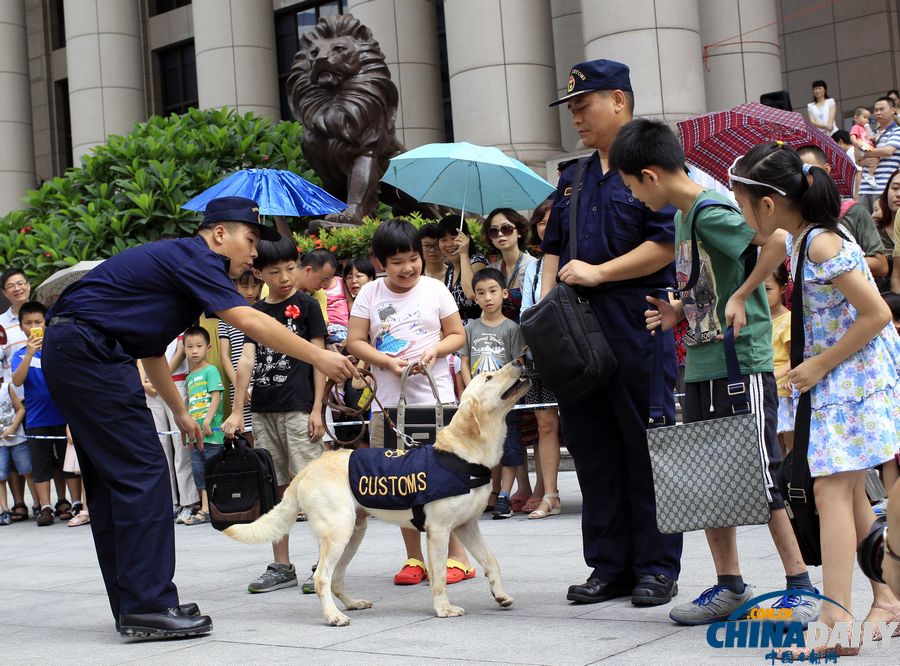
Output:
(850, 124), (872, 147)
(350, 276), (457, 411)
(324, 276), (350, 327)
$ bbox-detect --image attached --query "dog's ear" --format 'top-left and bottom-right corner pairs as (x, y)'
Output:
(454, 400), (483, 442)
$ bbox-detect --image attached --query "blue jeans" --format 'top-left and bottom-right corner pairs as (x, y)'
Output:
(500, 412), (523, 467)
(190, 444), (223, 492)
(0, 442), (32, 480)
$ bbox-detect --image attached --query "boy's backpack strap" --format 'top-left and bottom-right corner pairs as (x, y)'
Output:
(678, 198), (748, 295)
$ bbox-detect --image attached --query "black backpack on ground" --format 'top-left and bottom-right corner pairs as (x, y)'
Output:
(205, 434), (279, 532)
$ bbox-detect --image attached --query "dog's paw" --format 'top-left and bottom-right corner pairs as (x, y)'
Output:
(325, 611), (351, 626)
(494, 593), (513, 608)
(435, 604), (466, 618)
(345, 599), (373, 611)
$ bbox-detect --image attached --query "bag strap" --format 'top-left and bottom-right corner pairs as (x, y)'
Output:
(568, 157), (590, 263)
(396, 361), (445, 435)
(648, 325), (748, 427)
(788, 228), (815, 505)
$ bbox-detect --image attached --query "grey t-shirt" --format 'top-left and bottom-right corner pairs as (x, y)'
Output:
(460, 318), (525, 376)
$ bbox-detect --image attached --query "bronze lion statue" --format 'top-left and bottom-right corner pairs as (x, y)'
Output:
(287, 14), (405, 225)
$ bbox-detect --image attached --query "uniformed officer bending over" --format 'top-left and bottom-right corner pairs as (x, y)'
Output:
(541, 60), (683, 606)
(42, 196), (355, 639)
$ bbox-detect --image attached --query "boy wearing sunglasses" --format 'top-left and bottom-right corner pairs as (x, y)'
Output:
(610, 119), (819, 628)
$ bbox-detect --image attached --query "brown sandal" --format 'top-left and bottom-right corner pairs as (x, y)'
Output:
(9, 503), (28, 522)
(55, 499), (74, 521)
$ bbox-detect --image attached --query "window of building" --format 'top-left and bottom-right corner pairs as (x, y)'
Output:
(436, 0), (453, 142)
(275, 0), (345, 121)
(54, 79), (73, 171)
(150, 0), (191, 16)
(49, 0), (66, 50)
(156, 42), (198, 115)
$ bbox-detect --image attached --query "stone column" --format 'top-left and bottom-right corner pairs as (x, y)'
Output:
(347, 0), (444, 149)
(0, 0), (35, 213)
(551, 0), (583, 153)
(192, 0), (280, 119)
(444, 0), (562, 167)
(581, 0), (707, 123)
(698, 0), (782, 112)
(64, 0), (146, 161)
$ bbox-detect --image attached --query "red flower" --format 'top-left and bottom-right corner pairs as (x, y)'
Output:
(43, 252), (52, 258)
(19, 225), (32, 234)
(329, 245), (337, 252)
(261, 155), (270, 161)
(284, 304), (301, 319)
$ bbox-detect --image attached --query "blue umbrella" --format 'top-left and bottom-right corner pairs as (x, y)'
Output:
(182, 168), (347, 217)
(381, 142), (555, 220)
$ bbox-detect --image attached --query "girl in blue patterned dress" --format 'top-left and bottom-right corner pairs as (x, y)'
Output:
(731, 142), (900, 654)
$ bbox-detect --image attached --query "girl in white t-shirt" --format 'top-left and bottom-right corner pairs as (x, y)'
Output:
(347, 219), (477, 587)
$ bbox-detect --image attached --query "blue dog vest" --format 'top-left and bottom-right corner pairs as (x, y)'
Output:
(349, 446), (491, 530)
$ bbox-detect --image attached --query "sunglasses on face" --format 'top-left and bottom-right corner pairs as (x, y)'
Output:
(421, 242), (440, 252)
(728, 156), (787, 197)
(488, 223), (517, 239)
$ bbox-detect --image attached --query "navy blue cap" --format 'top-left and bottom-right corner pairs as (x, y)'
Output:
(203, 196), (281, 241)
(550, 59), (633, 107)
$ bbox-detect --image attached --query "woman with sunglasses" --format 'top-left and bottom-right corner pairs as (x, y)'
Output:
(482, 209), (537, 323)
(437, 215), (488, 324)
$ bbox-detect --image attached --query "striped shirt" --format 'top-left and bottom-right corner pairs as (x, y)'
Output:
(217, 319), (252, 430)
(0, 307), (27, 389)
(859, 122), (900, 196)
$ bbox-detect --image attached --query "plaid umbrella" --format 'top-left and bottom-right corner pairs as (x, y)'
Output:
(677, 103), (855, 196)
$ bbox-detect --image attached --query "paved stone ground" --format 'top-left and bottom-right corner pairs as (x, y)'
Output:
(2, 471), (894, 665)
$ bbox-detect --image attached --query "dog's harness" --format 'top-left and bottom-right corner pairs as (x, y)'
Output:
(348, 446), (491, 532)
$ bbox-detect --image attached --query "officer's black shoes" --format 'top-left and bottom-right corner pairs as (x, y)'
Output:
(118, 606), (212, 639)
(115, 603), (203, 631)
(566, 577), (632, 604)
(631, 573), (678, 606)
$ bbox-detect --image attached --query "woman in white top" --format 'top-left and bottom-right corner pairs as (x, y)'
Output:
(807, 79), (838, 134)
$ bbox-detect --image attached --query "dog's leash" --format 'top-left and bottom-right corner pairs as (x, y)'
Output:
(322, 357), (421, 450)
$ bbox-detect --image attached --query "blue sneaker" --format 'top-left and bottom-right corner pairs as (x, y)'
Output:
(769, 589), (820, 628)
(669, 584), (753, 625)
(873, 499), (888, 517)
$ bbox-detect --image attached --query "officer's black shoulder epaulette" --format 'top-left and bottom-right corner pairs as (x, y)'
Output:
(557, 158), (578, 174)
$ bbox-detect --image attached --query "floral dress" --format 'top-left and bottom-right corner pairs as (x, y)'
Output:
(444, 253), (488, 324)
(794, 228), (900, 476)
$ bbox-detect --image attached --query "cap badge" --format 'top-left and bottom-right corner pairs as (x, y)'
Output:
(567, 75), (575, 93)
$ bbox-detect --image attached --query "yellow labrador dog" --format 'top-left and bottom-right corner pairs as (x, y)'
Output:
(225, 361), (529, 626)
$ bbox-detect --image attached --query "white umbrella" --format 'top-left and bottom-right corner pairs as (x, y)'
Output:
(34, 260), (105, 304)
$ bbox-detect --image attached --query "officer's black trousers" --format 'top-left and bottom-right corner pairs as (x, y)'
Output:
(43, 322), (179, 620)
(559, 289), (683, 583)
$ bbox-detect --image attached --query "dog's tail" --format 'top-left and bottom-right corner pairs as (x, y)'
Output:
(223, 475), (301, 545)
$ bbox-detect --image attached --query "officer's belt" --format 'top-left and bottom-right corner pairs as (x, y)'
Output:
(410, 449), (491, 532)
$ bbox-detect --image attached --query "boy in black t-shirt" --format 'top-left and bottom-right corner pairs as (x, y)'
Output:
(223, 236), (327, 594)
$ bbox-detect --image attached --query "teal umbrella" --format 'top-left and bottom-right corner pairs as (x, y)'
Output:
(381, 142), (555, 220)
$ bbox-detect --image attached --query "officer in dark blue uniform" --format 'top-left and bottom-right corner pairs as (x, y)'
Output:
(541, 60), (683, 606)
(42, 197), (355, 639)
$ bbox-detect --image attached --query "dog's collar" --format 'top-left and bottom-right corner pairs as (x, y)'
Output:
(433, 449), (491, 487)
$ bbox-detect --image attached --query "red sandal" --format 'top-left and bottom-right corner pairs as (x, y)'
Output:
(446, 559), (476, 584)
(393, 558), (428, 585)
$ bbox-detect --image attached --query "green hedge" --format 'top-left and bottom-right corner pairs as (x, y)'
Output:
(0, 108), (320, 285)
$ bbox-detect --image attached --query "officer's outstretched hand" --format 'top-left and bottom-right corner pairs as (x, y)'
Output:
(176, 408), (204, 451)
(316, 348), (358, 383)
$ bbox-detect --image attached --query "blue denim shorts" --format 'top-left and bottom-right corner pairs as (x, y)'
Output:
(500, 411), (524, 468)
(190, 444), (224, 492)
(0, 442), (32, 480)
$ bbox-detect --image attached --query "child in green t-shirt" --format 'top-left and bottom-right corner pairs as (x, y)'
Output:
(609, 119), (819, 628)
(183, 326), (225, 525)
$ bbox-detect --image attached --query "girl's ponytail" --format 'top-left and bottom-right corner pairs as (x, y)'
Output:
(799, 164), (841, 233)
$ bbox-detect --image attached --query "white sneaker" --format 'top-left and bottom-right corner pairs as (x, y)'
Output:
(175, 506), (194, 524)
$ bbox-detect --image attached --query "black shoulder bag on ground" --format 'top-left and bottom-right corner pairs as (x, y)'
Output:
(777, 228), (823, 566)
(205, 433), (279, 532)
(520, 157), (617, 404)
